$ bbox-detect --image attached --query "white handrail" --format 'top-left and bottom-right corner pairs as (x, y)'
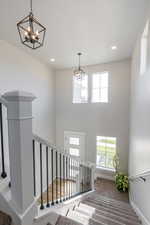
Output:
(33, 133), (93, 168)
(0, 96), (8, 107)
(129, 170), (150, 181)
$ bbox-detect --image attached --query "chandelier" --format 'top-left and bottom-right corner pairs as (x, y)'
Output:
(74, 53), (85, 80)
(17, 0), (46, 50)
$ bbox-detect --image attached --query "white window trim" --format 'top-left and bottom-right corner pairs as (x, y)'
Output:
(91, 71), (109, 103)
(96, 135), (116, 170)
(72, 75), (89, 104)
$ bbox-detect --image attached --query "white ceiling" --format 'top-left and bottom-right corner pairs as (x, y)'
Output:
(0, 0), (149, 69)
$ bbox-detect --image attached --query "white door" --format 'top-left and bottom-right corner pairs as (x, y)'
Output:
(64, 131), (86, 161)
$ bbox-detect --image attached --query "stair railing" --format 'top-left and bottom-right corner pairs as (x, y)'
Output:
(33, 134), (93, 210)
(129, 170), (150, 182)
(0, 97), (8, 179)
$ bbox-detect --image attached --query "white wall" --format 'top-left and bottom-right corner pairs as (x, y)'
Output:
(0, 40), (55, 142)
(0, 40), (55, 182)
(129, 9), (150, 225)
(55, 59), (131, 175)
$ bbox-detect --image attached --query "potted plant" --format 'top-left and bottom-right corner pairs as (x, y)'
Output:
(115, 173), (129, 192)
(113, 154), (129, 192)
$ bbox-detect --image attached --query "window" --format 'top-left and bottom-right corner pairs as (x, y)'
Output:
(69, 148), (79, 157)
(96, 136), (116, 170)
(73, 74), (88, 103)
(69, 136), (80, 157)
(140, 20), (149, 75)
(92, 72), (108, 103)
(69, 137), (80, 145)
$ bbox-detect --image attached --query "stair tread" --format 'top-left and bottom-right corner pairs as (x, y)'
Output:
(75, 208), (126, 225)
(86, 195), (132, 211)
(56, 214), (83, 225)
(76, 204), (141, 225)
(85, 198), (136, 216)
(88, 194), (131, 208)
(67, 210), (107, 225)
(82, 200), (140, 222)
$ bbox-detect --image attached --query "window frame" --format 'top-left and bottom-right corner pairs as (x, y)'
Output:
(140, 20), (149, 76)
(91, 72), (109, 103)
(72, 74), (89, 104)
(96, 136), (116, 171)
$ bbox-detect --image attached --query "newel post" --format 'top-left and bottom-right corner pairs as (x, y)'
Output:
(2, 91), (36, 215)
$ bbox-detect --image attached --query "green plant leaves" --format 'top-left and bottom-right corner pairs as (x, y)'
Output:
(115, 173), (128, 192)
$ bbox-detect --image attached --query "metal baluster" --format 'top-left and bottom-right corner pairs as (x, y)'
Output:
(60, 153), (62, 203)
(87, 167), (89, 191)
(66, 157), (68, 199)
(51, 149), (54, 205)
(72, 159), (73, 197)
(32, 140), (36, 196)
(69, 157), (71, 199)
(0, 103), (7, 178)
(40, 143), (44, 209)
(71, 158), (73, 197)
(63, 155), (65, 201)
(46, 146), (50, 207)
(56, 151), (58, 203)
(85, 166), (87, 192)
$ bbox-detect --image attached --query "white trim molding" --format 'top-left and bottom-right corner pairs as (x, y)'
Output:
(130, 196), (150, 225)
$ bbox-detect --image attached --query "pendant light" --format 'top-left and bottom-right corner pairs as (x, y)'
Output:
(74, 53), (85, 80)
(17, 0), (46, 50)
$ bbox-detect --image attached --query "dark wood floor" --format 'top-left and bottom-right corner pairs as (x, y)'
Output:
(95, 178), (129, 203)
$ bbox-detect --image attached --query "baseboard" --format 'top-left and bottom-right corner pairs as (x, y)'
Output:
(130, 198), (150, 225)
(96, 174), (115, 181)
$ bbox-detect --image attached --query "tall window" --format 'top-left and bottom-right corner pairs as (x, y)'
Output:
(140, 20), (149, 75)
(92, 72), (108, 103)
(96, 136), (116, 170)
(73, 75), (88, 103)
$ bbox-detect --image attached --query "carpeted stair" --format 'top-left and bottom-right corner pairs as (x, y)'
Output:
(54, 193), (141, 225)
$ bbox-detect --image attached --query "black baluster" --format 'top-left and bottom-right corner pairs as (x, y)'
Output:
(51, 149), (54, 205)
(85, 166), (86, 192)
(71, 158), (73, 197)
(32, 140), (36, 196)
(66, 157), (68, 200)
(72, 160), (74, 196)
(80, 165), (82, 193)
(40, 143), (44, 209)
(0, 103), (7, 179)
(71, 159), (73, 197)
(63, 155), (65, 201)
(56, 151), (58, 203)
(60, 153), (62, 202)
(86, 166), (87, 192)
(68, 157), (70, 199)
(84, 166), (86, 192)
(46, 146), (50, 207)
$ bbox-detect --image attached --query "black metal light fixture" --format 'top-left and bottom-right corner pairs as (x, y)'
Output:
(17, 0), (46, 50)
(74, 53), (85, 80)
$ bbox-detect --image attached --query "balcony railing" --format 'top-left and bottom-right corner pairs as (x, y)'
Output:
(33, 134), (93, 210)
(0, 101), (7, 179)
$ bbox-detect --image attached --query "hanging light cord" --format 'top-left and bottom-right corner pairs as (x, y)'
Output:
(30, 0), (33, 13)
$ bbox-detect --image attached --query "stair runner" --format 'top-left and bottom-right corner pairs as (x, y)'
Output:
(53, 193), (141, 225)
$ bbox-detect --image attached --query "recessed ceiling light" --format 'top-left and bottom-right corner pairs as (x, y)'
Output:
(50, 58), (55, 62)
(111, 46), (117, 50)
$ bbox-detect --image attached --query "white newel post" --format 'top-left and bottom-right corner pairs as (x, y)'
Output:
(2, 91), (36, 216)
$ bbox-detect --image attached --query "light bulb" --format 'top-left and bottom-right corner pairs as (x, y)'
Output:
(35, 30), (39, 36)
(27, 26), (31, 32)
(24, 31), (28, 36)
(32, 35), (35, 40)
